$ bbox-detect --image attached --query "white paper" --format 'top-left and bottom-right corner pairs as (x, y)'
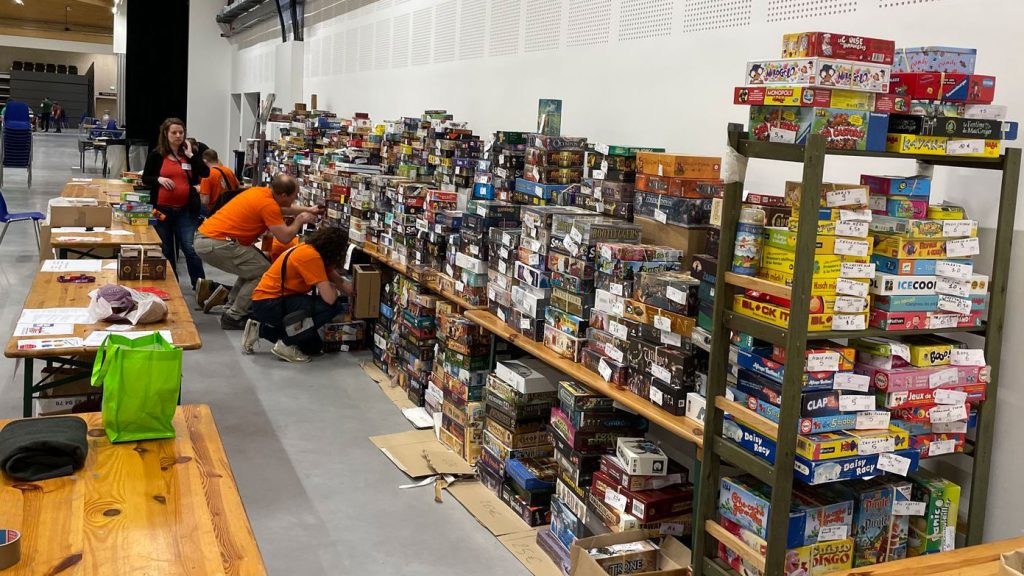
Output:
(942, 220), (974, 238)
(17, 337), (84, 351)
(936, 277), (971, 298)
(947, 139), (986, 155)
(834, 296), (869, 313)
(839, 208), (873, 222)
(604, 490), (628, 513)
(876, 453), (912, 476)
(666, 286), (686, 304)
(826, 188), (868, 208)
(598, 359), (613, 382)
(82, 329), (173, 347)
(807, 352), (841, 372)
(840, 395), (876, 412)
(942, 526), (956, 552)
(661, 330), (682, 347)
(653, 316), (672, 332)
(935, 260), (973, 280)
(893, 501), (927, 516)
(937, 295), (972, 315)
(609, 322), (628, 340)
(951, 349), (986, 366)
(654, 209), (668, 224)
(859, 436), (896, 455)
(18, 307), (92, 325)
(834, 238), (870, 257)
(933, 389), (969, 405)
(817, 525), (849, 542)
(889, 342), (911, 361)
(856, 411), (891, 430)
(929, 367), (959, 389)
(929, 439), (958, 457)
(55, 236), (103, 242)
(840, 262), (875, 279)
(930, 404), (969, 424)
(946, 237), (980, 258)
(651, 364), (671, 383)
(649, 385), (664, 406)
(933, 421), (969, 434)
(610, 283), (624, 296)
(834, 373), (871, 392)
(105, 229), (136, 236)
(41, 259), (102, 272)
(402, 407), (434, 429)
(604, 343), (624, 363)
(831, 314), (866, 331)
(836, 278), (869, 297)
(835, 220), (870, 238)
(103, 262), (119, 270)
(769, 126), (797, 144)
(13, 323), (74, 337)
(928, 314), (959, 330)
(52, 227), (106, 233)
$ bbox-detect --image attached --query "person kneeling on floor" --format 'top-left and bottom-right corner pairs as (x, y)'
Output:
(194, 174), (318, 330)
(241, 227), (348, 363)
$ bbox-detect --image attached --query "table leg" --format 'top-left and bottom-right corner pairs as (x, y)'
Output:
(23, 358), (33, 418)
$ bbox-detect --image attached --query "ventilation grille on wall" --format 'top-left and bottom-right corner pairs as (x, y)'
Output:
(488, 0), (521, 58)
(411, 7), (433, 66)
(683, 0), (752, 33)
(458, 0), (487, 60)
(392, 13), (411, 68)
(619, 0), (674, 41)
(321, 35), (333, 76)
(567, 0), (611, 48)
(332, 31), (346, 75)
(767, 0), (858, 22)
(375, 19), (391, 70)
(434, 0), (458, 63)
(524, 0), (561, 53)
(359, 23), (374, 71)
(345, 25), (359, 73)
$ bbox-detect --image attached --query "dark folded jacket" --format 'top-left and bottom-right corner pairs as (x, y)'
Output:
(0, 416), (88, 481)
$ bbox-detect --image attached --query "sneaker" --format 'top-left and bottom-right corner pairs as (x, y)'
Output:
(203, 285), (229, 313)
(271, 341), (311, 363)
(220, 314), (247, 330)
(241, 319), (260, 354)
(195, 279), (214, 310)
(207, 303), (230, 315)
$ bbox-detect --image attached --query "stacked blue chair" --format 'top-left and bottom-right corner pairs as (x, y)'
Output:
(1, 101), (33, 187)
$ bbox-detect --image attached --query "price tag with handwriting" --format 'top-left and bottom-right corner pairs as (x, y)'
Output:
(834, 238), (870, 257)
(839, 208), (873, 222)
(938, 295), (972, 315)
(654, 209), (668, 224)
(835, 220), (870, 238)
(929, 439), (957, 456)
(936, 276), (971, 298)
(520, 318), (532, 331)
(612, 300), (625, 316)
(835, 296), (869, 313)
(807, 352), (841, 372)
(928, 314), (959, 330)
(661, 330), (682, 347)
(653, 315), (672, 332)
(610, 322), (629, 340)
(876, 453), (912, 476)
(951, 349), (985, 366)
(859, 436), (896, 455)
(929, 367), (959, 389)
(649, 386), (664, 405)
(840, 394), (876, 412)
(837, 278), (869, 297)
(832, 314), (867, 331)
(893, 501), (927, 516)
(933, 421), (968, 434)
(840, 262), (875, 279)
(826, 188), (868, 207)
(770, 127), (797, 144)
(946, 237), (980, 258)
(942, 220), (974, 238)
(834, 373), (871, 392)
(933, 389), (968, 405)
(818, 525), (849, 542)
(605, 343), (624, 363)
(598, 359), (613, 382)
(936, 260), (973, 280)
(889, 343), (911, 361)
(930, 404), (969, 423)
(651, 364), (672, 383)
(856, 411), (891, 430)
(604, 490), (628, 512)
(610, 283), (624, 296)
(667, 286), (686, 304)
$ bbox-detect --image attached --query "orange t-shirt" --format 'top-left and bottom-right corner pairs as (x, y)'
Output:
(252, 244), (328, 301)
(199, 165), (239, 207)
(198, 187), (285, 245)
(269, 236), (299, 262)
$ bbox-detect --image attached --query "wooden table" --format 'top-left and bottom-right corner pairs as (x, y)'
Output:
(4, 260), (202, 417)
(61, 179), (133, 205)
(827, 535), (1024, 575)
(0, 404), (267, 575)
(50, 222), (162, 259)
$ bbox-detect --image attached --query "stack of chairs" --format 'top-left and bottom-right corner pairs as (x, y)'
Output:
(1, 101), (33, 186)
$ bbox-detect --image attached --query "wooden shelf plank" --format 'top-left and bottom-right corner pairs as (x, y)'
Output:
(464, 310), (704, 447)
(725, 272), (792, 300)
(358, 244), (487, 309)
(706, 520), (766, 573)
(736, 138), (1006, 170)
(716, 397), (779, 439)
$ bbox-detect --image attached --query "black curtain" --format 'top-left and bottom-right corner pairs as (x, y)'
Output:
(125, 0), (190, 149)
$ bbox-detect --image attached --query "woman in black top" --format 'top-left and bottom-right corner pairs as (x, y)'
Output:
(141, 118), (210, 290)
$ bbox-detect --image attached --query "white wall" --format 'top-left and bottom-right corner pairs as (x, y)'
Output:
(187, 0), (233, 157)
(225, 0), (1024, 541)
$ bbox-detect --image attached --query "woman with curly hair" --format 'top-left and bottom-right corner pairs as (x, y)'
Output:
(242, 227), (348, 363)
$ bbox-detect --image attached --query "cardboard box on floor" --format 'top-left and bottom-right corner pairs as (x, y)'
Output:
(570, 530), (692, 576)
(34, 370), (101, 416)
(353, 264), (381, 318)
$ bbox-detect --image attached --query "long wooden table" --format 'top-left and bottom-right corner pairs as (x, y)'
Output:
(0, 404), (267, 575)
(50, 222), (162, 259)
(61, 178), (133, 205)
(4, 260), (202, 417)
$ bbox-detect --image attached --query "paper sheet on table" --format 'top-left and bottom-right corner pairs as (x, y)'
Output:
(17, 337), (84, 351)
(83, 329), (173, 346)
(72, 178), (92, 182)
(103, 262), (118, 270)
(41, 259), (102, 272)
(52, 227), (106, 233)
(18, 308), (92, 324)
(13, 323), (75, 337)
(104, 230), (135, 236)
(56, 236), (101, 242)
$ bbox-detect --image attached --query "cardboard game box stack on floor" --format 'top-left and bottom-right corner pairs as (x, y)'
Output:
(435, 312), (490, 464)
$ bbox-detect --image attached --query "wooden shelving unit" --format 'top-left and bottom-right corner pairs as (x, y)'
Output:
(357, 244), (485, 311)
(692, 125), (1021, 576)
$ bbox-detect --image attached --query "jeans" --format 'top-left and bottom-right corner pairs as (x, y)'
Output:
(154, 207), (205, 289)
(194, 233), (270, 321)
(251, 295), (344, 355)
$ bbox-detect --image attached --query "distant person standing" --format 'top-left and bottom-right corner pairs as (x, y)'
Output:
(198, 148), (239, 214)
(51, 102), (65, 133)
(39, 97), (52, 132)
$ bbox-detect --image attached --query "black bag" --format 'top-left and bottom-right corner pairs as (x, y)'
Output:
(207, 167), (248, 217)
(278, 248), (317, 339)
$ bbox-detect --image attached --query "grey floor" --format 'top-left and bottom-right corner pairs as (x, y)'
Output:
(0, 132), (529, 575)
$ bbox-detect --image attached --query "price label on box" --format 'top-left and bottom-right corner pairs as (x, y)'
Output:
(667, 286), (687, 304)
(933, 420), (968, 434)
(610, 283), (624, 296)
(807, 352), (841, 372)
(598, 359), (613, 382)
(455, 280), (465, 293)
(661, 330), (682, 347)
(610, 321), (628, 340)
(840, 394), (875, 412)
(942, 220), (974, 238)
(839, 208), (873, 222)
(933, 389), (968, 405)
(837, 278), (869, 297)
(938, 295), (972, 315)
(569, 227), (583, 244)
(835, 296), (869, 313)
(890, 342), (911, 361)
(928, 314), (959, 330)
(836, 220), (870, 238)
(826, 188), (868, 208)
(859, 436), (896, 455)
(876, 453), (912, 476)
(936, 260), (973, 280)
(930, 404), (969, 423)
(834, 373), (871, 392)
(834, 238), (870, 257)
(605, 343), (624, 363)
(840, 262), (875, 279)
(497, 309), (507, 323)
(612, 300), (625, 316)
(654, 209), (668, 224)
(856, 411), (891, 430)
(520, 318), (532, 331)
(563, 236), (580, 256)
(892, 501), (927, 516)
(947, 139), (986, 155)
(817, 525), (849, 543)
(770, 127), (797, 144)
(929, 367), (959, 389)
(527, 252), (539, 266)
(951, 349), (985, 366)
(649, 386), (664, 406)
(477, 205), (489, 217)
(929, 439), (957, 456)
(946, 237), (980, 257)
(653, 315), (672, 332)
(651, 364), (672, 383)
(936, 276), (971, 298)
(604, 490), (628, 513)
(600, 245), (614, 261)
(832, 314), (866, 331)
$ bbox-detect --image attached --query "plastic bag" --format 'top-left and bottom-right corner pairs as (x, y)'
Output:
(86, 284), (168, 325)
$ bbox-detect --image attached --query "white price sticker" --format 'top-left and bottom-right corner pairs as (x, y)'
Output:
(833, 373), (871, 392)
(935, 260), (973, 280)
(817, 525), (849, 543)
(569, 227), (583, 244)
(933, 389), (968, 405)
(929, 439), (957, 456)
(527, 252), (539, 266)
(661, 330), (683, 347)
(834, 238), (870, 257)
(893, 501), (927, 516)
(469, 244), (479, 256)
(478, 205), (489, 217)
(455, 281), (465, 293)
(604, 490), (628, 512)
(929, 367), (959, 389)
(446, 264), (455, 277)
(600, 245), (614, 261)
(653, 315), (672, 332)
(374, 334), (387, 349)
(951, 349), (986, 366)
(889, 343), (911, 361)
(834, 296), (869, 313)
(654, 209), (668, 224)
(839, 208), (873, 222)
(837, 278), (869, 297)
(660, 523), (686, 537)
(928, 314), (959, 330)
(499, 247), (510, 260)
(876, 453), (912, 476)
(936, 276), (971, 298)
(610, 283), (624, 296)
(826, 188), (868, 208)
(947, 139), (986, 155)
(836, 220), (870, 238)
(769, 126), (797, 144)
(497, 309), (507, 323)
(840, 394), (876, 412)
(942, 526), (956, 552)
(598, 359), (613, 382)
(840, 262), (876, 279)
(856, 411), (891, 430)
(610, 322), (629, 340)
(859, 436), (896, 455)
(942, 220), (974, 238)
(595, 144), (610, 155)
(612, 300), (625, 316)
(498, 261), (508, 275)
(930, 404), (969, 424)
(563, 236), (580, 256)
(807, 352), (841, 372)
(520, 318), (532, 331)
(605, 343), (624, 363)
(651, 364), (672, 383)
(946, 237), (980, 258)
(667, 286), (687, 304)
(933, 421), (969, 434)
(649, 386), (664, 405)
(832, 314), (867, 331)
(938, 295), (972, 315)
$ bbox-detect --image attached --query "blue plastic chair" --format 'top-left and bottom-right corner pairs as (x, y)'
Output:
(3, 101), (31, 131)
(0, 188), (43, 249)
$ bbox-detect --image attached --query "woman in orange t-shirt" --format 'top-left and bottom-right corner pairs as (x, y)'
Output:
(243, 227), (347, 363)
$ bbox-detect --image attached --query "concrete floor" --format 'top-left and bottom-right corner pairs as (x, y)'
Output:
(0, 132), (529, 575)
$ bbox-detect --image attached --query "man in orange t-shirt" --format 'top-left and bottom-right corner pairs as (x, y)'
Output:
(243, 227), (347, 362)
(198, 148), (239, 213)
(194, 174), (319, 330)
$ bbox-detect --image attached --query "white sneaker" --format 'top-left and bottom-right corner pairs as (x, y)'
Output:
(241, 319), (260, 355)
(271, 341), (311, 363)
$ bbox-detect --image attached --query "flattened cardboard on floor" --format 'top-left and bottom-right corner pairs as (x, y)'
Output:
(447, 480), (531, 537)
(499, 529), (566, 576)
(360, 360), (416, 410)
(369, 429), (448, 477)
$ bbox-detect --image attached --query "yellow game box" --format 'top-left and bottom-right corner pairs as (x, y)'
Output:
(765, 227), (875, 254)
(733, 295), (868, 332)
(796, 426), (910, 461)
(761, 245), (870, 277)
(873, 234), (949, 259)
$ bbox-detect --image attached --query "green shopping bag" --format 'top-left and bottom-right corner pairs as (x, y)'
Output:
(90, 333), (182, 443)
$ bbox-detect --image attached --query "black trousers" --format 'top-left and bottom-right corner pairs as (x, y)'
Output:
(251, 295), (344, 355)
